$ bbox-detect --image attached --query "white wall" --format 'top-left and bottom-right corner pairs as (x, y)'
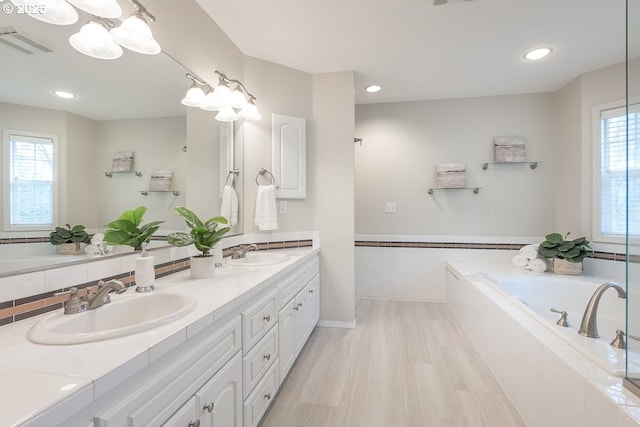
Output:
(355, 94), (556, 236)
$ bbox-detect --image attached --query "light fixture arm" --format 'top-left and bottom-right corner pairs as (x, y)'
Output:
(91, 16), (115, 29)
(186, 73), (208, 87)
(215, 70), (257, 102)
(129, 0), (156, 22)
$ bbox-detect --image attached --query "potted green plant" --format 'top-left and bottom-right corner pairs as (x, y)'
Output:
(49, 224), (91, 255)
(537, 232), (591, 275)
(103, 206), (164, 292)
(167, 206), (230, 279)
(103, 206), (164, 251)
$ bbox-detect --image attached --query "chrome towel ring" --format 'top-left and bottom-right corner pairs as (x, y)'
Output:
(255, 168), (278, 188)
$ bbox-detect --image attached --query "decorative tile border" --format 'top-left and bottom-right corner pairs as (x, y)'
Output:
(0, 239), (313, 327)
(355, 240), (630, 262)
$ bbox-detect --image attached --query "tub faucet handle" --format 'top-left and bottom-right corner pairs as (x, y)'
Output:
(550, 308), (569, 327)
(610, 330), (626, 349)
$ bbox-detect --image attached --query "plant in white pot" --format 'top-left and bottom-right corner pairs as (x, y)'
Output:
(167, 206), (230, 279)
(537, 232), (591, 275)
(103, 206), (164, 292)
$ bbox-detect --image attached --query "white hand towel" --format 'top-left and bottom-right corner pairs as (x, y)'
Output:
(255, 184), (278, 231)
(512, 255), (529, 268)
(220, 184), (239, 226)
(519, 244), (539, 260)
(527, 258), (549, 273)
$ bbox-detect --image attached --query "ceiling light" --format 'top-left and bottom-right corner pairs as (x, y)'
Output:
(180, 73), (207, 107)
(110, 9), (160, 55)
(65, 0), (122, 19)
(239, 98), (261, 120)
(523, 47), (552, 61)
(10, 0), (78, 25)
(365, 85), (382, 93)
(53, 90), (76, 99)
(69, 20), (123, 60)
(215, 106), (240, 122)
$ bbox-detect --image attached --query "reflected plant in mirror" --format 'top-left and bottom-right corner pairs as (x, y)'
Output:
(49, 224), (91, 255)
(103, 206), (164, 252)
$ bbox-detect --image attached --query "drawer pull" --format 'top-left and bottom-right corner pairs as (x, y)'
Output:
(263, 353), (271, 361)
(309, 289), (314, 294)
(203, 402), (214, 413)
(264, 392), (272, 400)
(188, 420), (200, 427)
(263, 315), (271, 322)
(293, 305), (300, 311)
(297, 302), (303, 308)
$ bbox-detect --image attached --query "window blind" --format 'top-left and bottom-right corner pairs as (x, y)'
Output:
(600, 105), (640, 237)
(9, 134), (54, 226)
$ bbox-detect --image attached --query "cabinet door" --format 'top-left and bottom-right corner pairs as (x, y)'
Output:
(197, 352), (243, 427)
(294, 288), (308, 354)
(272, 113), (306, 199)
(278, 298), (297, 382)
(306, 275), (320, 337)
(161, 396), (198, 427)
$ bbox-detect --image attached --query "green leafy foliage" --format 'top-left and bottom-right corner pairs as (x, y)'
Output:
(167, 206), (230, 257)
(537, 232), (591, 263)
(49, 224), (91, 246)
(103, 206), (164, 251)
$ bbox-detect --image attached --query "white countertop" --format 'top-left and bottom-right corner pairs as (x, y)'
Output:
(0, 247), (318, 427)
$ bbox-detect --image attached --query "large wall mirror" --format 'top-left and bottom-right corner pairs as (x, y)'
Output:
(0, 9), (243, 275)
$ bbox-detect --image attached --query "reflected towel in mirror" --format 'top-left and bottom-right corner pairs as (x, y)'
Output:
(220, 184), (238, 226)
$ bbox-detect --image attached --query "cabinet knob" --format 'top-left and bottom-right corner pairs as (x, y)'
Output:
(293, 305), (300, 311)
(188, 420), (200, 427)
(309, 289), (314, 294)
(298, 302), (303, 308)
(203, 402), (214, 413)
(264, 392), (272, 400)
(263, 315), (271, 322)
(263, 353), (271, 361)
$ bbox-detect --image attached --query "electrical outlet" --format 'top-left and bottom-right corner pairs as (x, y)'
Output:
(279, 201), (288, 214)
(385, 202), (397, 213)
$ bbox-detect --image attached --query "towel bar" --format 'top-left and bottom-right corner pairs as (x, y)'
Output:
(226, 169), (239, 187)
(256, 168), (278, 188)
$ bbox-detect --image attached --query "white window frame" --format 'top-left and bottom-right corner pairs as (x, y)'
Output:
(2, 129), (59, 231)
(592, 99), (640, 244)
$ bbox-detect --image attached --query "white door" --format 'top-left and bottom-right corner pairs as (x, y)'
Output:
(197, 352), (243, 427)
(278, 298), (297, 382)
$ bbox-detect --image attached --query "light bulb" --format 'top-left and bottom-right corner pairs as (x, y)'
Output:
(11, 0), (78, 25)
(181, 86), (206, 107)
(110, 13), (160, 55)
(239, 101), (261, 120)
(215, 106), (239, 122)
(69, 21), (123, 60)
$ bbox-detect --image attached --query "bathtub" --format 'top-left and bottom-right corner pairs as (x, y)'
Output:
(477, 271), (635, 377)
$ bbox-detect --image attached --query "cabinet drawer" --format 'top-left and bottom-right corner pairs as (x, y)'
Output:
(277, 267), (307, 308)
(243, 325), (278, 399)
(242, 289), (277, 352)
(243, 361), (278, 427)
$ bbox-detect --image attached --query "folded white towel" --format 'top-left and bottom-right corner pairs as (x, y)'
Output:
(519, 244), (539, 260)
(255, 184), (278, 231)
(220, 184), (239, 226)
(512, 255), (529, 268)
(526, 258), (549, 273)
(436, 163), (466, 173)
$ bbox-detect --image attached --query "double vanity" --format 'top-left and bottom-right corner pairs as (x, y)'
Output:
(0, 246), (320, 427)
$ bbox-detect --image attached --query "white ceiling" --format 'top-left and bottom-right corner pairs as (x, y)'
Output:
(197, 0), (630, 105)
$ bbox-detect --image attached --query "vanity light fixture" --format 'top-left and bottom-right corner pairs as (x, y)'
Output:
(53, 90), (76, 99)
(10, 0), (79, 25)
(69, 18), (123, 60)
(110, 1), (160, 55)
(523, 47), (552, 61)
(365, 84), (382, 93)
(181, 70), (261, 122)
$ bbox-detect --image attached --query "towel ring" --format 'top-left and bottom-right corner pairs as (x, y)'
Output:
(256, 168), (278, 188)
(226, 169), (239, 187)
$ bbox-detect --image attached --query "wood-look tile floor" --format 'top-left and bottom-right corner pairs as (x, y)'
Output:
(260, 298), (526, 427)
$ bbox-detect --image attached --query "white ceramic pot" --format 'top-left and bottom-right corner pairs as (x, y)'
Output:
(553, 258), (583, 275)
(190, 255), (215, 279)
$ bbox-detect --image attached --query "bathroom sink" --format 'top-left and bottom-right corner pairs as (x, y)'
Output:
(27, 293), (197, 345)
(227, 252), (289, 267)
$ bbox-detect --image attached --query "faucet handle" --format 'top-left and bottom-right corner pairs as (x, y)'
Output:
(611, 329), (626, 349)
(54, 287), (87, 315)
(550, 308), (569, 327)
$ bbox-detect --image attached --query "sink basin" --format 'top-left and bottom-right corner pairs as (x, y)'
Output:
(27, 293), (197, 345)
(227, 252), (289, 267)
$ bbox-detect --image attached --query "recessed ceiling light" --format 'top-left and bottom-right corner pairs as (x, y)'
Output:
(53, 90), (76, 99)
(523, 47), (553, 61)
(365, 85), (382, 93)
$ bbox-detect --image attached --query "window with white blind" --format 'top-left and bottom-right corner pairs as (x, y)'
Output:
(2, 130), (58, 230)
(594, 103), (640, 242)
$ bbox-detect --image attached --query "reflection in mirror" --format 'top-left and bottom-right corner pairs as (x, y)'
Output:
(0, 9), (243, 276)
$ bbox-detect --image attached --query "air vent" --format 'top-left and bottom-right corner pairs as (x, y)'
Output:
(0, 26), (52, 54)
(433, 0), (476, 5)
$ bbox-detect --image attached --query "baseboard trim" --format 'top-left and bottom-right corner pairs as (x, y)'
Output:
(317, 319), (356, 329)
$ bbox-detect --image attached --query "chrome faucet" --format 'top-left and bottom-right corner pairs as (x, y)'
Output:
(231, 243), (258, 259)
(84, 279), (127, 310)
(578, 281), (626, 338)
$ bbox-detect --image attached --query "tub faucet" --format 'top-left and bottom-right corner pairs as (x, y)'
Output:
(232, 244), (258, 259)
(83, 279), (127, 310)
(578, 281), (626, 338)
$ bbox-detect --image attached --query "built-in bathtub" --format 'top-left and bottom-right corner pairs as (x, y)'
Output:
(479, 272), (637, 377)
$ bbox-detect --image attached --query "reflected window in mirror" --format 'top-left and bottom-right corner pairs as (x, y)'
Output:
(3, 130), (58, 230)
